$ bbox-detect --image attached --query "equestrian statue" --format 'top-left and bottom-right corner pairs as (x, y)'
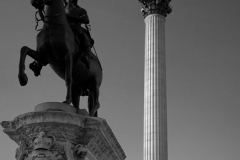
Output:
(18, 0), (103, 117)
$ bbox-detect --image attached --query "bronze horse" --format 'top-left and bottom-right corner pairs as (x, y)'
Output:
(18, 0), (103, 116)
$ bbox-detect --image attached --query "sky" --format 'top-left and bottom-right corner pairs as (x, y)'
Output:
(0, 0), (240, 160)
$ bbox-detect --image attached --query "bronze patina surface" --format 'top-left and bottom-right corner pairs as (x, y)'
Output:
(18, 0), (103, 117)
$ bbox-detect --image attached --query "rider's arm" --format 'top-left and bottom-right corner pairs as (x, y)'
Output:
(77, 7), (90, 24)
(66, 6), (89, 24)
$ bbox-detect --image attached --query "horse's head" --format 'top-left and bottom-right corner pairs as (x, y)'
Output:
(31, 0), (52, 9)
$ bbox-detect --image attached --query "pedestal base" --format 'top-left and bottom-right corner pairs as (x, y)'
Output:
(1, 102), (126, 160)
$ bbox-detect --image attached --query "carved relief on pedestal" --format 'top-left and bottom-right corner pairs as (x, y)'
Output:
(15, 131), (66, 160)
(13, 124), (93, 160)
(74, 144), (88, 160)
(26, 131), (59, 160)
(2, 111), (126, 160)
(15, 140), (28, 160)
(64, 141), (89, 160)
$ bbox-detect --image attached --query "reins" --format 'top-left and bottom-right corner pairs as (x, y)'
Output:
(35, 9), (65, 31)
(35, 10), (44, 31)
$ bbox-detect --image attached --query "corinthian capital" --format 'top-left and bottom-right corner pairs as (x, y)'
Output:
(139, 0), (172, 18)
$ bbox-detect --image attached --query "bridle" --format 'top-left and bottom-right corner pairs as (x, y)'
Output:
(34, 0), (66, 31)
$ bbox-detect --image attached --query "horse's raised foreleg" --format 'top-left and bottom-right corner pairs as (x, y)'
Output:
(63, 54), (73, 104)
(18, 46), (47, 86)
(18, 47), (28, 86)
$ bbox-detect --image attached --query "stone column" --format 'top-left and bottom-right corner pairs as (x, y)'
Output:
(138, 1), (172, 160)
(1, 102), (126, 160)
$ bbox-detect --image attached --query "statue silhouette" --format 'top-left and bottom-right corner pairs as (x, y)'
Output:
(18, 0), (103, 117)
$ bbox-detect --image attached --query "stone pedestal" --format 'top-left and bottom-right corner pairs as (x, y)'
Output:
(1, 102), (126, 160)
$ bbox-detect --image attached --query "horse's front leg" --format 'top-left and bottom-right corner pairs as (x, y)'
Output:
(18, 47), (29, 86)
(18, 46), (47, 86)
(63, 54), (73, 104)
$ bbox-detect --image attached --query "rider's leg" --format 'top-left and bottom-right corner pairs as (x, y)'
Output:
(81, 32), (93, 69)
(70, 25), (92, 69)
(81, 47), (92, 69)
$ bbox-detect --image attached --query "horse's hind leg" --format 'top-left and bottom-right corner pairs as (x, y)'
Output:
(88, 83), (100, 117)
(88, 93), (94, 116)
(18, 46), (47, 86)
(63, 54), (73, 105)
(72, 87), (80, 110)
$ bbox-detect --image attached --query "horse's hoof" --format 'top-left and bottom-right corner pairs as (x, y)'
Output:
(29, 61), (42, 77)
(18, 73), (28, 86)
(62, 101), (70, 104)
(89, 106), (99, 117)
(89, 111), (98, 117)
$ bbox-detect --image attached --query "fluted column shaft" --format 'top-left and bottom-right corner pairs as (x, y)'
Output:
(144, 14), (167, 160)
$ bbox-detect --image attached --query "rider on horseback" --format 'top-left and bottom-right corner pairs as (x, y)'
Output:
(30, 0), (94, 76)
(64, 0), (94, 69)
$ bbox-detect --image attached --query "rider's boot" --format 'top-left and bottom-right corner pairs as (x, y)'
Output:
(29, 61), (43, 76)
(81, 48), (92, 69)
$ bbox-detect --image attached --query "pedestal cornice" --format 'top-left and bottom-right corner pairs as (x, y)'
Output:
(139, 0), (172, 18)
